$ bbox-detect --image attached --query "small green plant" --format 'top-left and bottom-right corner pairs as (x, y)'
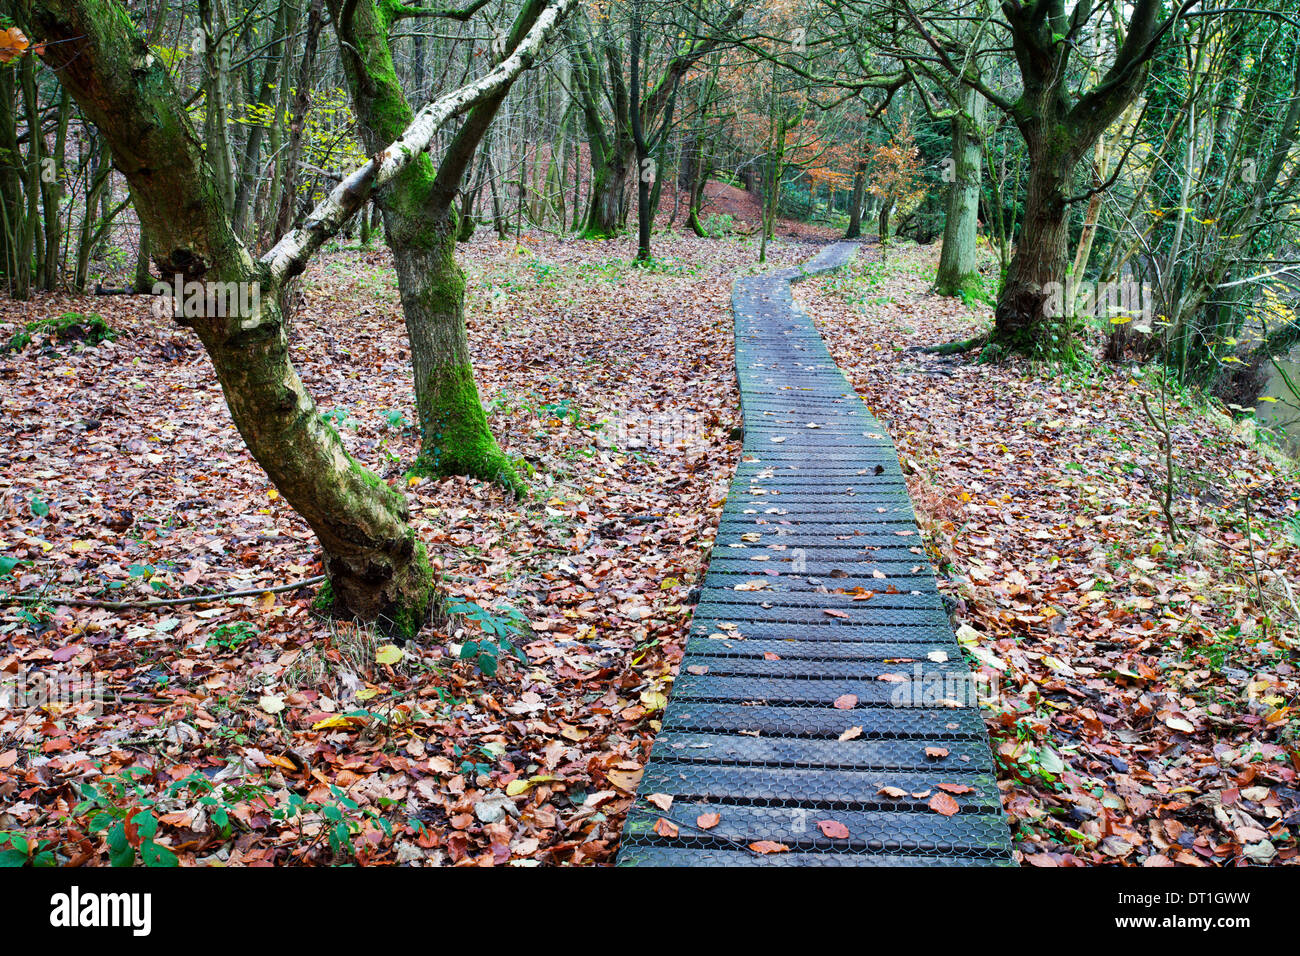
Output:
(540, 398), (581, 426)
(702, 212), (736, 237)
(207, 620), (259, 651)
(0, 831), (57, 867)
(320, 407), (357, 430)
(273, 785), (395, 861)
(73, 768), (179, 867)
(446, 596), (530, 677)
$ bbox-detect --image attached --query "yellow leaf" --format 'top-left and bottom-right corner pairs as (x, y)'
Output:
(507, 774), (559, 796)
(640, 691), (668, 712)
(375, 644), (403, 665)
(312, 715), (354, 730)
(268, 489), (280, 500)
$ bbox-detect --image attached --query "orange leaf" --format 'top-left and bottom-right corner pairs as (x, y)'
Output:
(924, 746), (949, 759)
(0, 27), (31, 64)
(937, 782), (974, 795)
(833, 694), (858, 710)
(748, 840), (790, 855)
(653, 817), (679, 838)
(929, 792), (960, 817)
(696, 812), (721, 830)
(817, 819), (850, 839)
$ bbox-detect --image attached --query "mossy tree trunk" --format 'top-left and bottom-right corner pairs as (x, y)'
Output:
(23, 0), (434, 631)
(978, 0), (1168, 357)
(992, 141), (1072, 353)
(329, 0), (539, 493)
(583, 147), (631, 238)
(934, 86), (984, 298)
(391, 218), (517, 484)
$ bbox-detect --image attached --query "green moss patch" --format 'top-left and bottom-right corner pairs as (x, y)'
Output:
(4, 313), (117, 353)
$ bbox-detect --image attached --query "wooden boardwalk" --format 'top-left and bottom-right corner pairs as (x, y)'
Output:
(617, 242), (1014, 865)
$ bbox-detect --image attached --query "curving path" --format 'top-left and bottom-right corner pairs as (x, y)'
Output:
(617, 242), (1014, 866)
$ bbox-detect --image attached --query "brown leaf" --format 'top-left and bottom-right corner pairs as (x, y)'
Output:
(833, 694), (858, 710)
(696, 812), (721, 830)
(646, 792), (673, 812)
(929, 792), (960, 816)
(817, 819), (850, 839)
(653, 817), (679, 838)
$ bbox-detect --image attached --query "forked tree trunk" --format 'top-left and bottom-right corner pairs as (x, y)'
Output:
(24, 0), (434, 632)
(985, 0), (1166, 357)
(329, 0), (529, 493)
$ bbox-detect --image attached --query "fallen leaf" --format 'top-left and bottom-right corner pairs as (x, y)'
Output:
(929, 792), (960, 816)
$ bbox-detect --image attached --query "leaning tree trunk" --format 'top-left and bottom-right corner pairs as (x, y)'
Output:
(24, 0), (435, 632)
(934, 88), (984, 297)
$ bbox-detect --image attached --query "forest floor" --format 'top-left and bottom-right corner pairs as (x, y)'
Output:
(799, 240), (1300, 866)
(0, 231), (818, 866)
(1, 230), (1298, 867)
(662, 179), (844, 240)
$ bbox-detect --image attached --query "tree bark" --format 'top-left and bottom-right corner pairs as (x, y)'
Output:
(330, 0), (548, 493)
(23, 0), (435, 631)
(845, 159), (866, 239)
(934, 86), (984, 297)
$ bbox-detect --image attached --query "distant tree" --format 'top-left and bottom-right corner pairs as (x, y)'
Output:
(867, 117), (924, 260)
